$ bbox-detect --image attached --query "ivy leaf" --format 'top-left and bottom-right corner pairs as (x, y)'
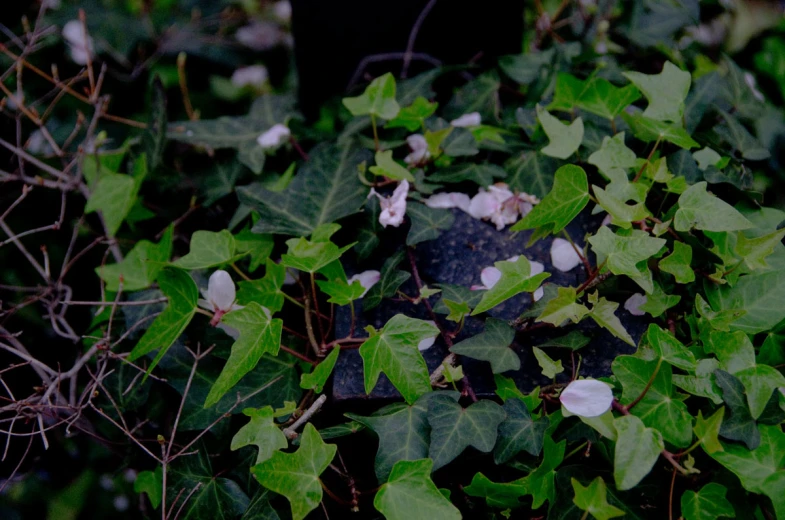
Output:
(525, 436), (566, 509)
(471, 256), (550, 315)
(251, 423), (337, 520)
(443, 300), (470, 323)
(623, 61), (690, 122)
(705, 265), (785, 334)
(537, 287), (590, 326)
(674, 182), (752, 233)
(406, 204), (455, 246)
(504, 151), (558, 198)
(316, 279), (366, 306)
(713, 110), (770, 161)
(230, 406), (288, 464)
(168, 449), (249, 519)
(442, 71), (500, 121)
(236, 259), (286, 313)
(84, 170), (137, 237)
(345, 393), (432, 482)
(638, 282), (681, 317)
(299, 347), (340, 393)
(672, 359), (724, 405)
(706, 330), (756, 375)
(360, 315), (438, 405)
(588, 227), (666, 293)
(428, 163), (507, 186)
(588, 132), (637, 179)
(659, 241), (694, 283)
(234, 229), (274, 273)
(639, 324), (697, 372)
(450, 318), (519, 373)
(613, 414), (664, 491)
(205, 302), (283, 407)
(587, 293), (635, 346)
(173, 230), (238, 270)
(536, 330), (590, 350)
(532, 347), (563, 378)
(681, 482), (735, 520)
(536, 105), (584, 159)
(622, 113), (699, 149)
(385, 96), (438, 131)
(714, 369), (760, 450)
(735, 228), (785, 271)
(369, 150), (415, 182)
(735, 365), (785, 420)
(129, 268), (198, 374)
(280, 237), (351, 273)
(433, 284), (483, 315)
(169, 95), (295, 173)
(363, 251), (411, 311)
(342, 73), (400, 120)
(571, 477), (625, 520)
(373, 459), (461, 520)
(427, 393), (506, 470)
(97, 226), (173, 292)
(494, 398), (550, 464)
(134, 467), (162, 509)
(578, 78), (642, 120)
(693, 408), (725, 455)
(237, 142), (372, 236)
(463, 472), (528, 509)
(511, 164), (590, 234)
(593, 184), (650, 229)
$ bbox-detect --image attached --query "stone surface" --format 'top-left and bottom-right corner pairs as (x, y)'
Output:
(332, 209), (648, 403)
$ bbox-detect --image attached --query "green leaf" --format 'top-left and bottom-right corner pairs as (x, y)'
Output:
(735, 365), (785, 420)
(343, 73), (400, 120)
(537, 287), (590, 326)
(494, 398), (549, 464)
(640, 324), (697, 372)
(623, 61), (691, 122)
(128, 268), (198, 374)
(433, 284), (483, 315)
(536, 330), (590, 350)
(638, 282), (681, 317)
(525, 435), (566, 509)
(706, 330), (756, 375)
(237, 142), (372, 236)
(659, 241), (694, 283)
(443, 299), (469, 323)
(536, 105), (584, 159)
(588, 227), (665, 293)
(622, 113), (699, 149)
(672, 359), (724, 405)
(705, 265), (785, 334)
(385, 96), (438, 131)
(241, 490), (280, 520)
(234, 229), (274, 273)
(97, 226), (173, 292)
(406, 203), (455, 246)
(587, 293), (635, 346)
(205, 302), (283, 407)
(230, 406), (288, 464)
(251, 423), (337, 520)
(369, 150), (415, 182)
(280, 237), (351, 274)
(373, 459), (461, 520)
(429, 163), (507, 186)
(503, 151), (558, 198)
(594, 184), (650, 229)
(571, 477), (625, 520)
(450, 318), (519, 373)
(613, 414), (664, 491)
(713, 110), (770, 161)
(681, 482), (735, 520)
(300, 347), (340, 393)
(674, 182), (752, 233)
(511, 164), (590, 234)
(443, 71), (500, 121)
(360, 315), (438, 404)
(578, 78), (642, 120)
(532, 347), (563, 378)
(363, 251), (411, 311)
(236, 259), (286, 313)
(168, 449), (249, 519)
(693, 408), (725, 455)
(714, 370), (759, 450)
(588, 132), (637, 179)
(463, 472), (528, 509)
(427, 393), (506, 470)
(134, 467), (162, 509)
(346, 393), (431, 481)
(316, 278), (366, 305)
(84, 171), (137, 237)
(736, 228), (785, 271)
(173, 230), (238, 270)
(471, 256), (550, 315)
(144, 77), (167, 172)
(169, 94), (295, 173)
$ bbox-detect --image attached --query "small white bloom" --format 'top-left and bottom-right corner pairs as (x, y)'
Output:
(424, 192), (471, 213)
(467, 184), (523, 230)
(550, 238), (582, 272)
(236, 21), (284, 51)
(449, 112), (481, 128)
(123, 469), (137, 483)
(624, 293), (647, 316)
(198, 270), (243, 326)
(744, 72), (765, 102)
(560, 379), (613, 418)
(231, 65), (268, 88)
(417, 321), (438, 351)
(257, 124), (291, 149)
(530, 260), (545, 301)
(273, 1), (292, 22)
(370, 180), (409, 228)
(113, 495), (129, 512)
(347, 270), (381, 297)
(63, 20), (94, 65)
(404, 134), (431, 166)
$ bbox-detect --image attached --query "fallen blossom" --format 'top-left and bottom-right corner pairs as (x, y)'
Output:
(471, 256), (546, 301)
(63, 20), (94, 65)
(370, 180), (409, 228)
(550, 238), (582, 272)
(450, 112), (481, 128)
(424, 192), (471, 213)
(404, 134), (430, 166)
(560, 379), (613, 418)
(257, 124), (291, 149)
(467, 184), (538, 230)
(417, 321), (439, 351)
(198, 270), (243, 328)
(347, 270), (381, 297)
(231, 65), (269, 88)
(624, 293), (647, 316)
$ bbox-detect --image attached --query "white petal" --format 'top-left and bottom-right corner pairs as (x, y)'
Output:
(425, 192), (471, 212)
(450, 112), (482, 128)
(480, 267), (502, 290)
(207, 270), (237, 312)
(467, 191), (499, 220)
(533, 287), (544, 301)
(406, 134), (428, 151)
(417, 321), (439, 351)
(601, 214), (613, 227)
(379, 181), (409, 228)
(550, 238), (582, 272)
(283, 268), (298, 285)
(273, 0), (292, 22)
(257, 124), (290, 149)
(488, 184), (514, 203)
(529, 260), (545, 276)
(63, 20), (94, 65)
(197, 298), (214, 312)
(231, 65), (268, 88)
(348, 270), (381, 297)
(560, 379), (613, 418)
(624, 293), (647, 316)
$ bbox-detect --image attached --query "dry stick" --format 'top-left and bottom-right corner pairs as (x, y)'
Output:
(283, 394), (327, 440)
(0, 218), (50, 281)
(61, 297), (169, 307)
(0, 185), (30, 221)
(281, 344), (318, 365)
(400, 0), (439, 78)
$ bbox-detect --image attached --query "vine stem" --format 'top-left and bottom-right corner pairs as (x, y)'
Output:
(370, 113), (380, 151)
(622, 357), (662, 412)
(632, 136), (661, 183)
(283, 394), (327, 439)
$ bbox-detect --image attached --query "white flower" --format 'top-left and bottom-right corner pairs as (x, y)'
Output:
(404, 134), (431, 166)
(62, 20), (94, 65)
(198, 270), (243, 327)
(424, 192), (471, 213)
(744, 72), (765, 102)
(467, 184), (535, 230)
(450, 112), (482, 128)
(347, 270), (381, 297)
(417, 321), (438, 351)
(273, 1), (292, 22)
(560, 379), (613, 418)
(236, 21), (284, 51)
(231, 65), (268, 88)
(257, 124), (291, 149)
(624, 293), (647, 316)
(550, 238), (582, 272)
(370, 180), (409, 228)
